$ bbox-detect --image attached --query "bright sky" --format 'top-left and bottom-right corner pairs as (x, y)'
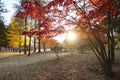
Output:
(1, 0), (20, 25)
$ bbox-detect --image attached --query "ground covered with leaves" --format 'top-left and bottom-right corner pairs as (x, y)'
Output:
(0, 52), (120, 80)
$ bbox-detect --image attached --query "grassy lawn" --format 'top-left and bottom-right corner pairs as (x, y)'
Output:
(0, 51), (120, 80)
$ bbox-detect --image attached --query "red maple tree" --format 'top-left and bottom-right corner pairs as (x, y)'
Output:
(45, 0), (120, 77)
(16, 0), (120, 77)
(16, 1), (65, 55)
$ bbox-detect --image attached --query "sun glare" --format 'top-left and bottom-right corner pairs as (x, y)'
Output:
(54, 34), (66, 43)
(67, 32), (76, 41)
(54, 31), (76, 43)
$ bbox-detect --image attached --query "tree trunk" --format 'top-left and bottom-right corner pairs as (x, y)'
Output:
(34, 38), (36, 52)
(101, 37), (114, 77)
(102, 60), (114, 77)
(19, 35), (22, 54)
(34, 20), (37, 53)
(28, 37), (31, 56)
(89, 38), (114, 77)
(43, 44), (46, 53)
(38, 20), (41, 53)
(38, 38), (41, 53)
(111, 31), (115, 63)
(24, 17), (27, 54)
(24, 35), (27, 54)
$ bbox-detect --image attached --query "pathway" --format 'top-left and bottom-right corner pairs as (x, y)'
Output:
(0, 52), (71, 68)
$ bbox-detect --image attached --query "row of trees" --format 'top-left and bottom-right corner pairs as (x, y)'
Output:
(14, 0), (65, 55)
(0, 0), (59, 53)
(6, 17), (59, 54)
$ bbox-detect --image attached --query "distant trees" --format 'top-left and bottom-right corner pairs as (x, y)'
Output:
(41, 38), (55, 53)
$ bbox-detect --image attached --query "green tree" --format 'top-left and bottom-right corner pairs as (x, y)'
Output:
(0, 0), (8, 48)
(0, 20), (8, 47)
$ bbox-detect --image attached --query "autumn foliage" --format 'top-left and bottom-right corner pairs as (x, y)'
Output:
(16, 0), (120, 77)
(16, 1), (64, 40)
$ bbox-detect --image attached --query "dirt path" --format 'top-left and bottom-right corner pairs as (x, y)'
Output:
(0, 52), (71, 68)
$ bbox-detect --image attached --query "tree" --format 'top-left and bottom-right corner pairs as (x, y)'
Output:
(45, 0), (120, 77)
(0, 0), (8, 48)
(7, 18), (25, 49)
(0, 20), (8, 47)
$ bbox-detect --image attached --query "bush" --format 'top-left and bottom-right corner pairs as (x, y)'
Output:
(51, 45), (63, 59)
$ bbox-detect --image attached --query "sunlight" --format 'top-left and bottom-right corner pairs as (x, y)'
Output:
(54, 31), (76, 43)
(54, 34), (66, 43)
(67, 32), (76, 41)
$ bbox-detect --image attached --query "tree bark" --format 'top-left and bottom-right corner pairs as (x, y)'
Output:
(34, 38), (36, 52)
(24, 17), (27, 54)
(38, 38), (41, 53)
(28, 37), (31, 56)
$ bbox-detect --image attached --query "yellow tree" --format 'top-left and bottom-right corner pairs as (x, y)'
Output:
(7, 18), (27, 49)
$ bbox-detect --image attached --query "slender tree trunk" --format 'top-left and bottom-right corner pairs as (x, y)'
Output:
(24, 17), (27, 54)
(43, 44), (46, 53)
(28, 37), (31, 56)
(38, 38), (41, 53)
(98, 44), (114, 77)
(34, 38), (36, 52)
(19, 35), (21, 54)
(88, 36), (114, 77)
(38, 20), (41, 53)
(100, 32), (114, 77)
(28, 18), (33, 56)
(24, 35), (27, 54)
(111, 30), (115, 63)
(34, 20), (37, 53)
(102, 60), (113, 77)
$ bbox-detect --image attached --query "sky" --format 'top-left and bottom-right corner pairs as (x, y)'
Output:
(1, 0), (20, 25)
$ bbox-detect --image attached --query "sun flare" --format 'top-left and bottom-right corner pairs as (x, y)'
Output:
(54, 31), (76, 43)
(67, 32), (76, 41)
